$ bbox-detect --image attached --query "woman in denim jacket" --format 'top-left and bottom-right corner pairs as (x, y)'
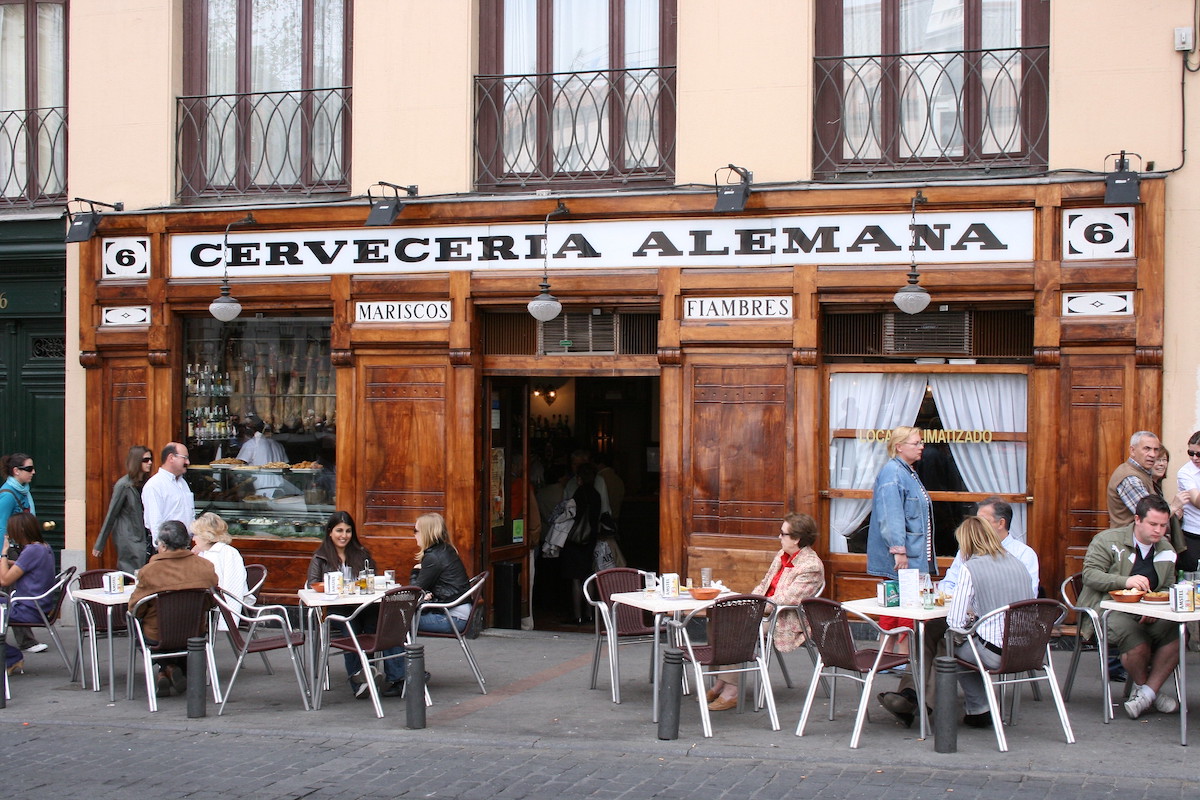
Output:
(866, 426), (934, 579)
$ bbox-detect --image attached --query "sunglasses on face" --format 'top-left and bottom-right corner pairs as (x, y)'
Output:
(14, 466), (34, 473)
(142, 456), (154, 463)
(1189, 450), (1200, 458)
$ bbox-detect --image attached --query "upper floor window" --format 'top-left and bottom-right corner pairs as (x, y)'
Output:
(475, 0), (676, 190)
(814, 0), (1048, 179)
(178, 0), (351, 200)
(0, 0), (66, 208)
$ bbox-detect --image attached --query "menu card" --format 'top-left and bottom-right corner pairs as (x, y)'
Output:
(898, 568), (921, 608)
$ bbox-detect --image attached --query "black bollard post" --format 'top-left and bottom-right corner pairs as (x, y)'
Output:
(658, 647), (683, 740)
(186, 637), (207, 718)
(933, 655), (957, 753)
(405, 645), (426, 729)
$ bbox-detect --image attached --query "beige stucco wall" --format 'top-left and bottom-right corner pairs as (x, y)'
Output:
(351, 0), (476, 196)
(675, 0), (813, 184)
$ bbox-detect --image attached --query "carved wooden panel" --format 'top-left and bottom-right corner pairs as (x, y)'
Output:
(687, 363), (790, 547)
(358, 364), (448, 542)
(88, 361), (150, 569)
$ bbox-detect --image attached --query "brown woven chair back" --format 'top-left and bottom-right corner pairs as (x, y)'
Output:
(800, 597), (862, 672)
(594, 568), (657, 635)
(244, 564), (267, 597)
(694, 594), (769, 666)
(371, 585), (422, 651)
(997, 599), (1063, 675)
(152, 589), (213, 651)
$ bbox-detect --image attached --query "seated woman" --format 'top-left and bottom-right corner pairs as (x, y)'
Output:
(707, 511), (824, 711)
(380, 512), (470, 696)
(306, 511), (403, 698)
(946, 516), (1035, 728)
(191, 512), (248, 627)
(0, 512), (56, 675)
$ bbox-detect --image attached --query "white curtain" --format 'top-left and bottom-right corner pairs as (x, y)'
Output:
(502, 0), (538, 173)
(310, 0), (345, 182)
(250, 0), (302, 185)
(622, 0), (660, 169)
(0, 5), (28, 198)
(827, 373), (927, 553)
(841, 0), (882, 160)
(205, 0), (238, 186)
(552, 0), (609, 172)
(928, 373), (1028, 540)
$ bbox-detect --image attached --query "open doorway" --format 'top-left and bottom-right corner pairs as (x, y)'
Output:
(485, 375), (659, 632)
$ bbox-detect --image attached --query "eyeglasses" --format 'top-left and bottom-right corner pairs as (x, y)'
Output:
(141, 456), (154, 463)
(172, 453), (190, 461)
(1189, 450), (1200, 459)
(14, 465), (35, 473)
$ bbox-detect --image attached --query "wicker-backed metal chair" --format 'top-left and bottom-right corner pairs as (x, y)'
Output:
(951, 598), (1075, 752)
(668, 593), (779, 738)
(126, 588), (221, 712)
(415, 571), (489, 694)
(1, 603), (9, 702)
(794, 597), (914, 748)
(584, 567), (664, 704)
(211, 588), (308, 715)
(759, 578), (829, 708)
(244, 564), (267, 601)
(1059, 572), (1107, 704)
(6, 566), (76, 675)
(315, 585), (428, 718)
(72, 568), (135, 689)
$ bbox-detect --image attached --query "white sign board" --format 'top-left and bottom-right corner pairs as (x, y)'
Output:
(684, 296), (792, 319)
(355, 301), (451, 322)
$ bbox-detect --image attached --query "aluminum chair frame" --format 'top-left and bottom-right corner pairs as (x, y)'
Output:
(1, 603), (9, 701)
(950, 598), (1075, 752)
(211, 587), (309, 715)
(794, 597), (914, 749)
(315, 585), (430, 718)
(1059, 572), (1108, 705)
(71, 568), (136, 690)
(584, 567), (664, 704)
(126, 589), (222, 712)
(415, 571), (489, 694)
(6, 566), (76, 675)
(668, 593), (780, 738)
(759, 578), (829, 708)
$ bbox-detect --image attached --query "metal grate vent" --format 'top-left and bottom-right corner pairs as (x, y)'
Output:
(884, 311), (971, 355)
(482, 310), (659, 355)
(540, 311), (616, 354)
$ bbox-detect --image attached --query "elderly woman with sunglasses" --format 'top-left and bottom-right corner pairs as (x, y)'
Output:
(92, 445), (154, 573)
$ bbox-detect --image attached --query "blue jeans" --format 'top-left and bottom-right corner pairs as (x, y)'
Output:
(385, 611), (468, 680)
(329, 606), (406, 683)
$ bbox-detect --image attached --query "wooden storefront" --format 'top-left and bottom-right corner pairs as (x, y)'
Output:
(80, 178), (1163, 617)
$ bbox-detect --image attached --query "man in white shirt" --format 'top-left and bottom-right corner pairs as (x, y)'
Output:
(940, 497), (1039, 596)
(142, 442), (195, 547)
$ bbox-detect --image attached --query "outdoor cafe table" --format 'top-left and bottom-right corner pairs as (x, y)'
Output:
(1100, 598), (1200, 745)
(70, 583), (136, 702)
(608, 589), (733, 722)
(297, 587), (390, 704)
(840, 597), (951, 740)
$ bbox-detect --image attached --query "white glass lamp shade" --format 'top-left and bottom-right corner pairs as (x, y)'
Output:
(209, 284), (242, 322)
(527, 291), (562, 322)
(893, 284), (931, 315)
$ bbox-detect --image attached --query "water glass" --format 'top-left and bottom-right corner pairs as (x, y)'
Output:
(700, 567), (713, 588)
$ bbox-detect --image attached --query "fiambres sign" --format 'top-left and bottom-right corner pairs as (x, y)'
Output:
(167, 210), (1035, 279)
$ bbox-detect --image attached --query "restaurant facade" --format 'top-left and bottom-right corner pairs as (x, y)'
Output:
(78, 176), (1164, 615)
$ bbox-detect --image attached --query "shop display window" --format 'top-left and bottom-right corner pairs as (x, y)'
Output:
(826, 371), (1028, 555)
(181, 316), (336, 537)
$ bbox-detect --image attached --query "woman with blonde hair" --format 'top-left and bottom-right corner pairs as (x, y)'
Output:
(946, 515), (1034, 729)
(191, 512), (248, 622)
(380, 512), (471, 696)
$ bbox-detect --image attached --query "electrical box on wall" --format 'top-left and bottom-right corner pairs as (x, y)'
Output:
(1175, 27), (1194, 51)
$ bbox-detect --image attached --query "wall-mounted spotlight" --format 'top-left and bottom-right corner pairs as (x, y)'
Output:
(365, 181), (418, 226)
(714, 164), (753, 212)
(65, 197), (125, 243)
(209, 213), (256, 323)
(1104, 150), (1141, 204)
(527, 201), (570, 323)
(893, 190), (932, 315)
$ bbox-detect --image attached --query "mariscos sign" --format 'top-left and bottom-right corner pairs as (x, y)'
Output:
(168, 210), (1034, 278)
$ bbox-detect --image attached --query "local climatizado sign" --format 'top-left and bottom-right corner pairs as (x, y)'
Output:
(168, 210), (1036, 278)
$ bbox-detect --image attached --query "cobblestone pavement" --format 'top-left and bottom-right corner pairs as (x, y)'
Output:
(0, 627), (1196, 798)
(0, 720), (1192, 800)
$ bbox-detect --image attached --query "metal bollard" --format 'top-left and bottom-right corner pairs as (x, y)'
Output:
(405, 645), (426, 729)
(933, 655), (957, 753)
(186, 637), (207, 718)
(657, 647), (683, 740)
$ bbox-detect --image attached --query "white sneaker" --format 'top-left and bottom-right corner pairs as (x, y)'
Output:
(22, 643), (47, 654)
(1154, 693), (1179, 714)
(1124, 690), (1153, 719)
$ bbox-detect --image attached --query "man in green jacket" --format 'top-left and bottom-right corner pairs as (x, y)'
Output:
(1079, 494), (1180, 719)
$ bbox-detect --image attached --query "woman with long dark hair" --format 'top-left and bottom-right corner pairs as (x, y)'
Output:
(93, 445), (153, 573)
(0, 512), (55, 674)
(306, 511), (402, 697)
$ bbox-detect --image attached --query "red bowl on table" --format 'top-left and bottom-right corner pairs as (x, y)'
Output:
(689, 587), (721, 601)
